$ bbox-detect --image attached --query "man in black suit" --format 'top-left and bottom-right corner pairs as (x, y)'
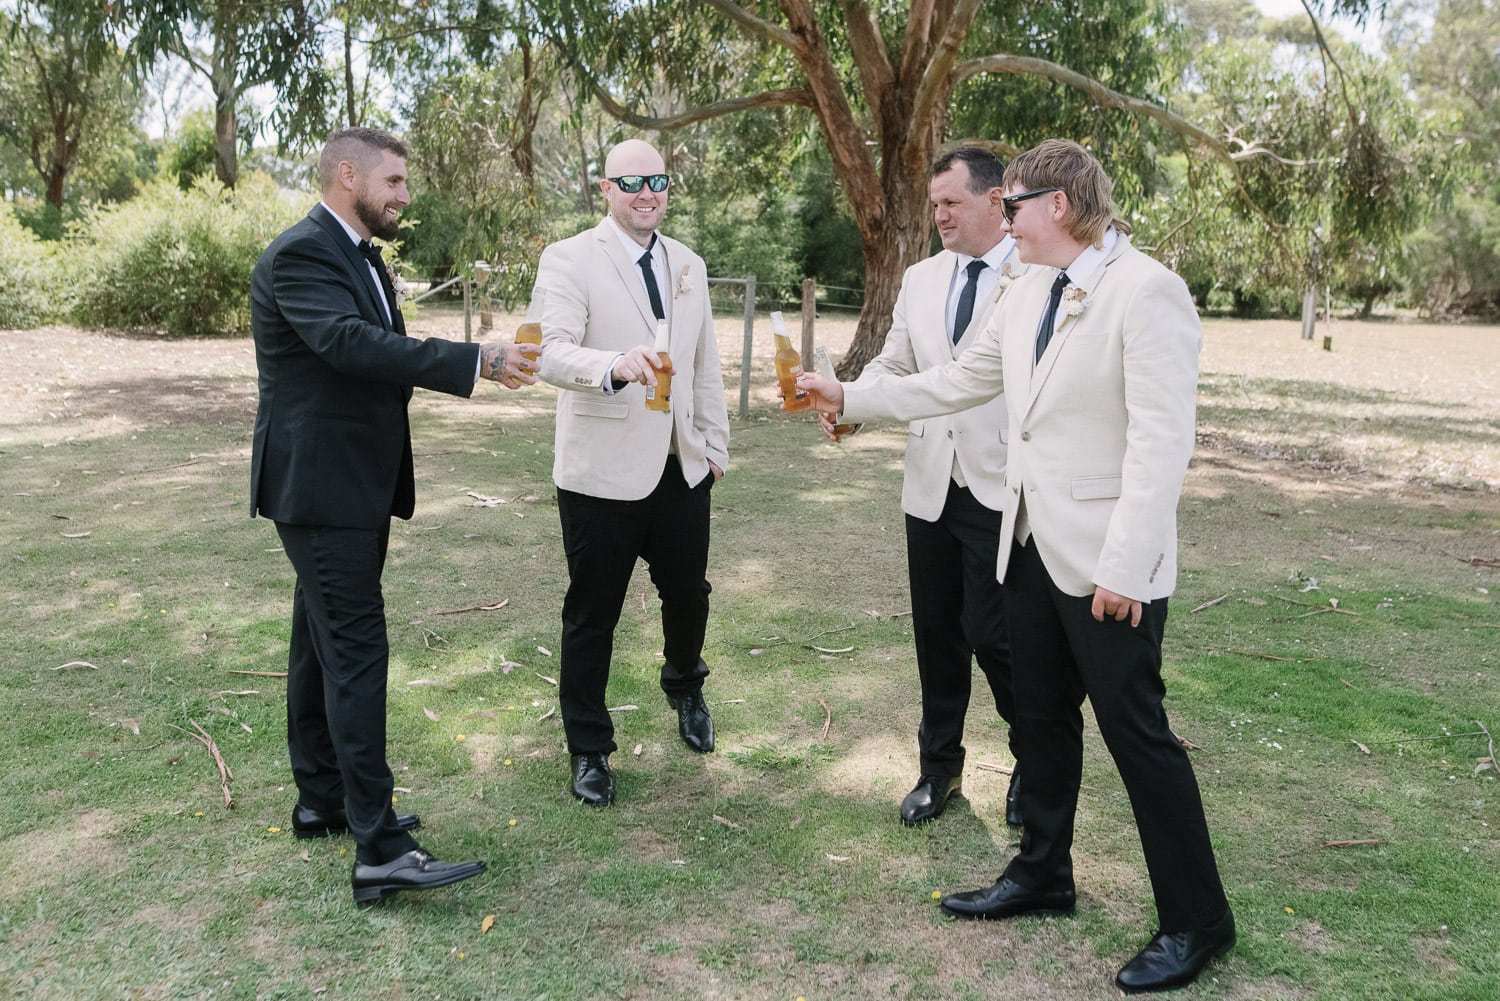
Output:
(250, 126), (538, 905)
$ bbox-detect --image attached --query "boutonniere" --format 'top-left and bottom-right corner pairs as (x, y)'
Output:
(674, 264), (692, 298)
(995, 261), (1022, 297)
(386, 263), (410, 307)
(1060, 285), (1088, 318)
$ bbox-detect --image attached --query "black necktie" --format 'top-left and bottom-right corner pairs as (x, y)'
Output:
(952, 259), (987, 343)
(1034, 271), (1071, 362)
(358, 240), (400, 330)
(637, 243), (666, 320)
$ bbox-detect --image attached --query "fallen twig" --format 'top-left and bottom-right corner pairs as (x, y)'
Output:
(606, 704), (638, 713)
(1321, 839), (1383, 848)
(535, 672), (558, 686)
(227, 670), (287, 678)
(1190, 594), (1229, 613)
(537, 706), (557, 723)
(713, 698), (746, 706)
(1354, 730), (1487, 746)
(975, 761), (1014, 775)
(1351, 740), (1371, 755)
(434, 599), (510, 615)
(1477, 720), (1496, 771)
(1173, 730), (1202, 751)
(421, 628), (446, 649)
(1228, 649), (1313, 663)
(51, 660), (99, 671)
(817, 698), (832, 741)
(712, 814), (743, 830)
(168, 721), (234, 808)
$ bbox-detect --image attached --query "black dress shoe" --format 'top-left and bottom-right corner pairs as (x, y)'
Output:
(292, 803), (421, 840)
(940, 876), (1076, 920)
(351, 848), (486, 906)
(1004, 768), (1023, 828)
(666, 692), (714, 752)
(1115, 909), (1236, 993)
(899, 774), (962, 826)
(570, 752), (614, 806)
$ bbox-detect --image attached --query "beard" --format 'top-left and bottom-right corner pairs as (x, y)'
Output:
(354, 189), (400, 241)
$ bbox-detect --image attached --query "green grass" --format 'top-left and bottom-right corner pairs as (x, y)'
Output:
(0, 326), (1497, 1000)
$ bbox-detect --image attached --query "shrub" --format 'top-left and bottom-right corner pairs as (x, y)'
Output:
(66, 174), (310, 337)
(0, 204), (59, 329)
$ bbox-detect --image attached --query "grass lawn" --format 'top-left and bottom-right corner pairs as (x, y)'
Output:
(0, 309), (1496, 1000)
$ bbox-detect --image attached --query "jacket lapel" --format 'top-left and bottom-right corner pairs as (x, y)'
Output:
(309, 204), (397, 332)
(596, 220), (659, 336)
(1025, 237), (1132, 409)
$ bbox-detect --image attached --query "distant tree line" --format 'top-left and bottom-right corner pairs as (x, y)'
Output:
(2, 1), (1496, 350)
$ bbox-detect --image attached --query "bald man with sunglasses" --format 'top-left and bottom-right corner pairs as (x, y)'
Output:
(527, 138), (729, 808)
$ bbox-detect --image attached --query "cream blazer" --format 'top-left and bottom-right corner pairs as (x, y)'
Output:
(531, 219), (730, 501)
(850, 249), (1024, 521)
(842, 236), (1200, 600)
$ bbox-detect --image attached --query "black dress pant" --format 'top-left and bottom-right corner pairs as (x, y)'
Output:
(556, 455), (713, 754)
(904, 481), (1016, 778)
(276, 522), (419, 863)
(1002, 537), (1228, 932)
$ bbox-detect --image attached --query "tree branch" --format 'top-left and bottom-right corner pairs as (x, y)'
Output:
(705, 0), (801, 49)
(953, 53), (1238, 166)
(589, 83), (815, 131)
(911, 0), (982, 139)
(896, 0), (937, 89)
(836, 0), (895, 121)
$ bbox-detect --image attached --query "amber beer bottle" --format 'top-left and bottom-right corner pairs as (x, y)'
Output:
(771, 311), (811, 411)
(514, 320), (542, 349)
(813, 346), (862, 440)
(644, 320), (673, 412)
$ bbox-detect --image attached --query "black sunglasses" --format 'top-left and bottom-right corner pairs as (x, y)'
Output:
(608, 174), (670, 193)
(1002, 187), (1060, 223)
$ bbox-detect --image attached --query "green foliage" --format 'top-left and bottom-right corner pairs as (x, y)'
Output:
(1406, 189), (1500, 318)
(0, 204), (59, 328)
(64, 174), (309, 337)
(158, 110), (218, 191)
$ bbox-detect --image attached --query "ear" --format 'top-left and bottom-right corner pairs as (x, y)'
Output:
(1051, 190), (1070, 220)
(599, 178), (611, 196)
(986, 187), (1005, 209)
(337, 160), (358, 191)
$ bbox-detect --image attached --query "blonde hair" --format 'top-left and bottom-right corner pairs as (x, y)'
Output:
(1003, 139), (1115, 246)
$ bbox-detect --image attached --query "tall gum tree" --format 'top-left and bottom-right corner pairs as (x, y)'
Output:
(534, 0), (1268, 375)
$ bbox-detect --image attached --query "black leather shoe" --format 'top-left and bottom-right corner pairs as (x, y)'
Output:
(1004, 768), (1023, 828)
(666, 692), (714, 752)
(351, 848), (486, 906)
(940, 876), (1076, 920)
(292, 803), (421, 840)
(570, 752), (614, 806)
(1115, 909), (1236, 993)
(899, 774), (962, 826)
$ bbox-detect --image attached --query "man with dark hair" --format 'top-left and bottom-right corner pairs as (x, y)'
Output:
(799, 138), (1234, 993)
(827, 145), (1025, 828)
(250, 126), (538, 905)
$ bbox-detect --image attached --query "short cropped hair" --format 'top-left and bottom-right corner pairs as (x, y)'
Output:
(1003, 139), (1115, 246)
(319, 127), (407, 192)
(931, 146), (1007, 194)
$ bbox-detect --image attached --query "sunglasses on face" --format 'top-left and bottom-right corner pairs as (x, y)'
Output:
(1002, 186), (1061, 223)
(608, 174), (670, 193)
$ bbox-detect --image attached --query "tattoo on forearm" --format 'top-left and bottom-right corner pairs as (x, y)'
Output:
(481, 344), (504, 379)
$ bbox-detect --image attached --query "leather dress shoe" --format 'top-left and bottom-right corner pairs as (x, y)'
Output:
(940, 876), (1076, 920)
(570, 752), (614, 806)
(351, 848), (485, 906)
(666, 692), (714, 752)
(1115, 909), (1236, 993)
(1004, 768), (1023, 828)
(292, 803), (421, 840)
(899, 774), (962, 826)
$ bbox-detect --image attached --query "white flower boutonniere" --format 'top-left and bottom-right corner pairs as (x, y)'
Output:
(995, 261), (1022, 297)
(674, 264), (692, 299)
(386, 264), (410, 307)
(1060, 285), (1088, 319)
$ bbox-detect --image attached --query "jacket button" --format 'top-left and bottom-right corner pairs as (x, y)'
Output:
(1021, 431), (1031, 441)
(946, 429), (953, 439)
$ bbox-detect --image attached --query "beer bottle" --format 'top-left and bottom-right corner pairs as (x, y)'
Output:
(813, 346), (862, 440)
(644, 320), (673, 412)
(772, 311), (811, 412)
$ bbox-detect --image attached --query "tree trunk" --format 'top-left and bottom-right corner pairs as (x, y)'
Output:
(511, 36), (539, 199)
(344, 18), (357, 126)
(838, 169), (933, 377)
(44, 166), (66, 211)
(212, 34), (239, 189)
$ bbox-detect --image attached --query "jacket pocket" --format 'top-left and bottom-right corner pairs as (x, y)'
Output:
(572, 399), (629, 420)
(907, 420), (925, 438)
(1070, 474), (1122, 500)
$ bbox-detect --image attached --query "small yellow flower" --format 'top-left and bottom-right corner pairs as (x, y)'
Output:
(194, 811), (203, 817)
(391, 796), (398, 805)
(931, 890), (942, 900)
(267, 826), (281, 833)
(455, 734), (466, 741)
(1285, 907), (1295, 914)
(504, 759), (512, 766)
(508, 818), (517, 827)
(339, 848), (347, 856)
(456, 952), (465, 960)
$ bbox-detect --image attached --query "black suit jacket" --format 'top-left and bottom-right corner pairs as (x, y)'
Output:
(249, 203), (480, 529)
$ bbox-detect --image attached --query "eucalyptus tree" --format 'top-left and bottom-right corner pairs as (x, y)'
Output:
(0, 2), (142, 217)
